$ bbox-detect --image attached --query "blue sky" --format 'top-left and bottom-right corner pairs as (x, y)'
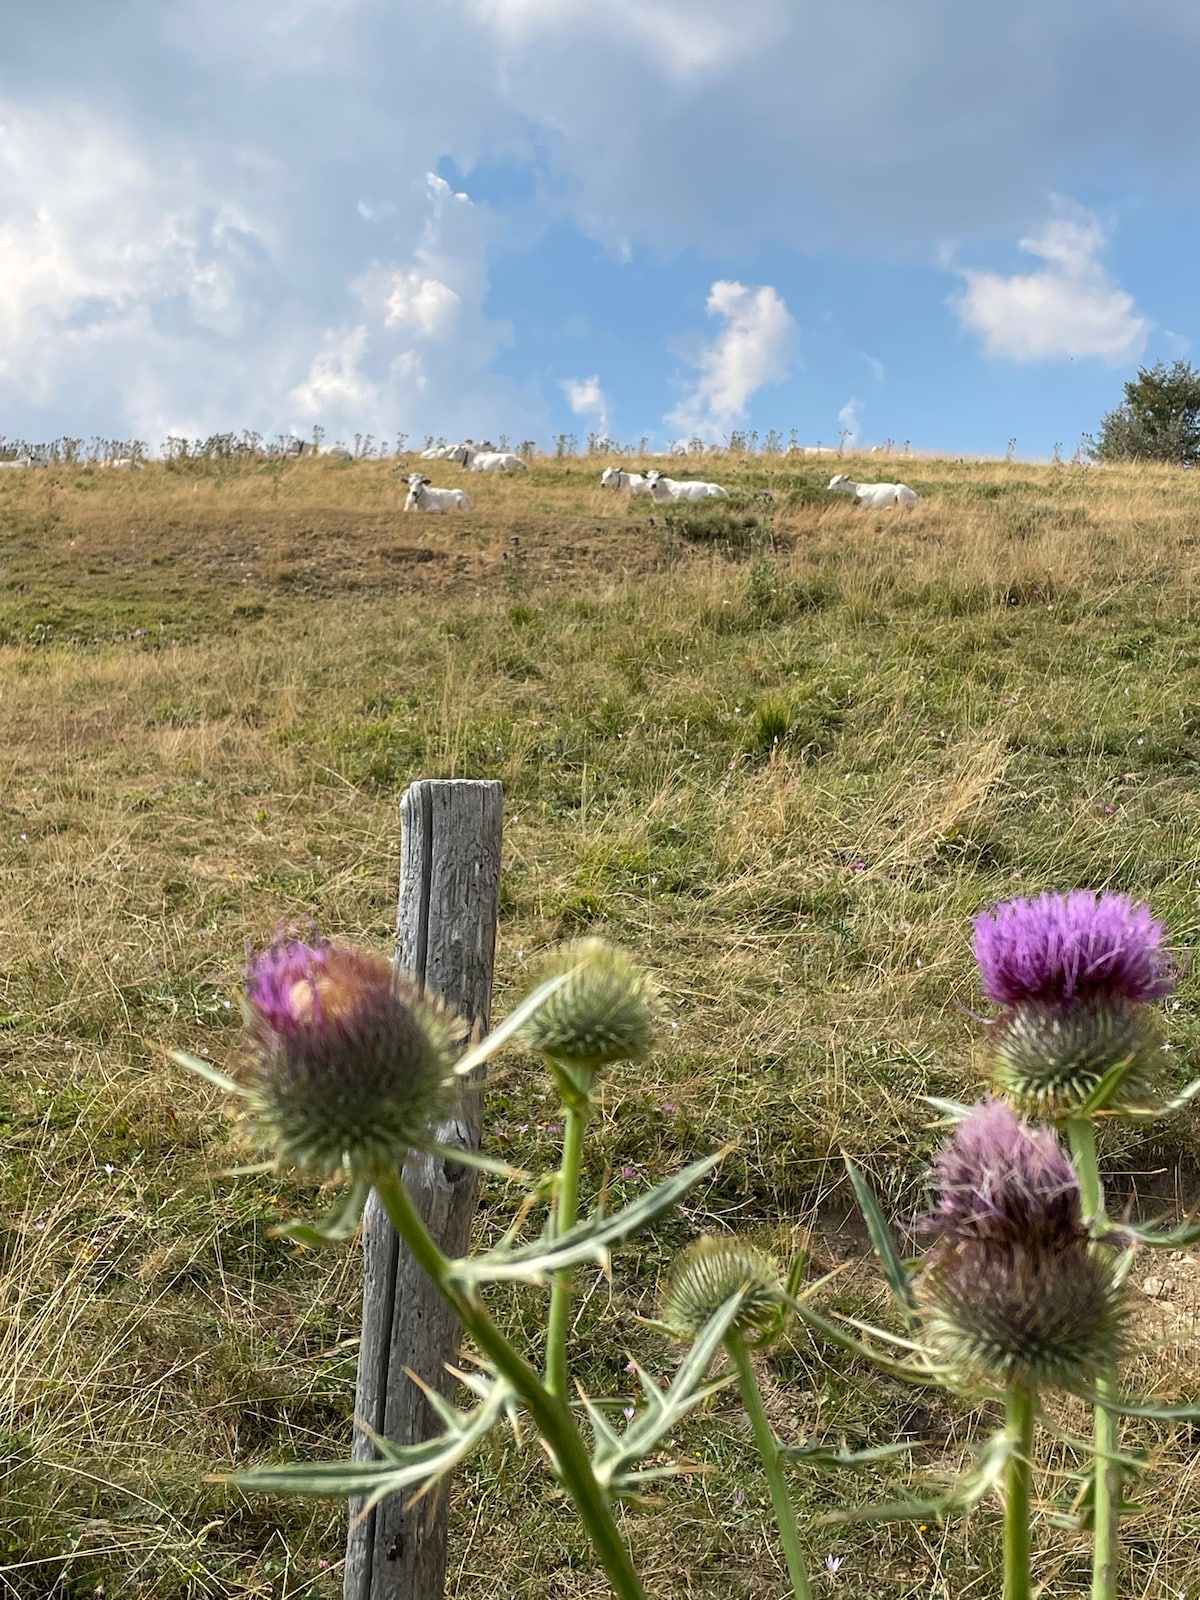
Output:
(1, 0), (1198, 458)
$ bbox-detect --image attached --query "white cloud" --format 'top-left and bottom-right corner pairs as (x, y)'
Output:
(838, 397), (862, 446)
(290, 173), (538, 443)
(666, 280), (795, 440)
(560, 374), (609, 435)
(383, 273), (461, 338)
(0, 98), (293, 436)
(4, 2), (1200, 444)
(0, 103), (540, 448)
(290, 324), (378, 415)
(861, 353), (885, 384)
(951, 201), (1150, 365)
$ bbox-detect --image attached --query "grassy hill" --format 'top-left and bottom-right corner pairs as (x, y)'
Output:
(3, 449), (1199, 1597)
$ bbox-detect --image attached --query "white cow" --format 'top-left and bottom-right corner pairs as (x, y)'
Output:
(0, 458), (35, 471)
(789, 445), (835, 457)
(599, 466), (652, 495)
(644, 468), (730, 503)
(403, 473), (472, 512)
(100, 457), (142, 470)
(420, 439), (474, 460)
(827, 473), (918, 509)
(455, 446), (527, 472)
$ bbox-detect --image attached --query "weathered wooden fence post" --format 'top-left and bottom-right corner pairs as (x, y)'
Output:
(344, 778), (504, 1600)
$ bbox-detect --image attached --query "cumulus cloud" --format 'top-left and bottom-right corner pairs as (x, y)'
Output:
(0, 97), (537, 447)
(560, 374), (609, 435)
(3, 1), (1199, 443)
(383, 273), (461, 338)
(290, 325), (378, 416)
(0, 98), (299, 440)
(950, 202), (1150, 365)
(666, 280), (795, 440)
(289, 173), (539, 443)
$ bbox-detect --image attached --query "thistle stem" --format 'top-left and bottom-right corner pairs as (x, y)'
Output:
(1091, 1370), (1121, 1600)
(372, 1167), (646, 1600)
(1003, 1385), (1036, 1600)
(726, 1334), (813, 1600)
(1065, 1117), (1121, 1600)
(546, 1094), (589, 1398)
(1066, 1117), (1105, 1229)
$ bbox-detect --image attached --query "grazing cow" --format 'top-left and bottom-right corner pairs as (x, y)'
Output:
(403, 472), (472, 512)
(827, 473), (918, 509)
(644, 468), (730, 503)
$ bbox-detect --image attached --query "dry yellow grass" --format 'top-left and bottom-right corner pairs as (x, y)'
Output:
(2, 449), (1200, 1597)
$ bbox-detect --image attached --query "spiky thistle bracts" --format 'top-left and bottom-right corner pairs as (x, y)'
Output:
(659, 1237), (782, 1341)
(917, 1103), (1130, 1393)
(918, 1240), (1130, 1394)
(990, 994), (1166, 1116)
(973, 892), (1176, 1116)
(242, 936), (460, 1177)
(518, 939), (656, 1079)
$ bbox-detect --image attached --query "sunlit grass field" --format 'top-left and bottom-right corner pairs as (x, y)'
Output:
(3, 449), (1200, 1598)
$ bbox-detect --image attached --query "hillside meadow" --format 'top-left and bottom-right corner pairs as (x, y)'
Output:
(2, 449), (1200, 1599)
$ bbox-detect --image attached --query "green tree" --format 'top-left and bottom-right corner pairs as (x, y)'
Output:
(1088, 360), (1200, 465)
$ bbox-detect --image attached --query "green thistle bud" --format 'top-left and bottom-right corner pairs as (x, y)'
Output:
(519, 938), (655, 1078)
(991, 995), (1164, 1117)
(660, 1236), (782, 1341)
(242, 937), (460, 1177)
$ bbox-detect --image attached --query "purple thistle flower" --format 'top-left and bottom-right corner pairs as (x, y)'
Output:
(973, 891), (1175, 1007)
(917, 1101), (1130, 1391)
(242, 936), (460, 1177)
(924, 1101), (1081, 1250)
(244, 937), (331, 1033)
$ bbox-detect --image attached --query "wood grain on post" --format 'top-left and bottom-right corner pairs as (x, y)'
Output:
(344, 779), (504, 1600)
